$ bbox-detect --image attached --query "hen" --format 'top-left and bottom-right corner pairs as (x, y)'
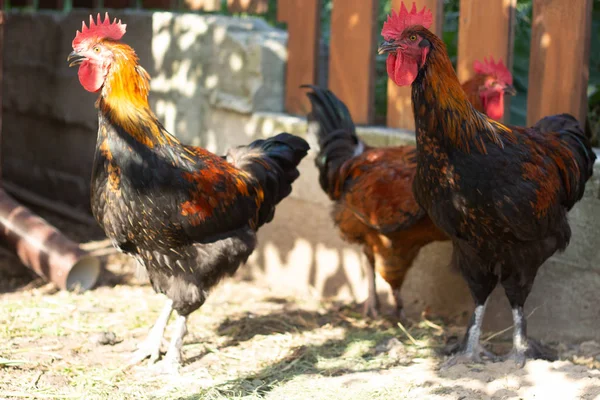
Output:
(305, 85), (447, 320)
(68, 14), (309, 371)
(379, 2), (595, 367)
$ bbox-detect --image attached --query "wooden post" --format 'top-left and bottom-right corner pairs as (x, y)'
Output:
(527, 0), (592, 126)
(328, 0), (378, 125)
(227, 0), (268, 13)
(277, 0), (321, 115)
(457, 0), (516, 123)
(386, 0), (444, 130)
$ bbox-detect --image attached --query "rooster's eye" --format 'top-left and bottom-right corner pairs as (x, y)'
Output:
(93, 46), (101, 53)
(409, 34), (417, 41)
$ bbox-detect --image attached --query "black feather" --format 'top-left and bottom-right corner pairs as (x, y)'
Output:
(534, 113), (597, 209)
(303, 85), (361, 198)
(226, 132), (309, 226)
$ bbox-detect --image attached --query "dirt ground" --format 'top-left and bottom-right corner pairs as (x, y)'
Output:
(1, 208), (600, 400)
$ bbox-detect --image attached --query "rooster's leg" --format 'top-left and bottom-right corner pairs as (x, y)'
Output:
(153, 313), (188, 373)
(501, 265), (557, 368)
(441, 252), (499, 369)
(503, 306), (557, 367)
(129, 299), (173, 366)
(441, 299), (496, 369)
(504, 306), (528, 367)
(362, 250), (380, 318)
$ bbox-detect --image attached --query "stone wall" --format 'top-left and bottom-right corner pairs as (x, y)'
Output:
(3, 11), (600, 342)
(2, 10), (287, 206)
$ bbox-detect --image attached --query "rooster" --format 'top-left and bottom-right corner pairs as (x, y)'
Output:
(379, 2), (595, 368)
(302, 62), (514, 321)
(461, 57), (516, 120)
(67, 14), (309, 371)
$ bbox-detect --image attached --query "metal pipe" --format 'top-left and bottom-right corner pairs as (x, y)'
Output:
(0, 189), (101, 291)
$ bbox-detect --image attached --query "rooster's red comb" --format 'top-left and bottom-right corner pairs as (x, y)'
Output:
(381, 2), (432, 41)
(72, 13), (126, 49)
(473, 57), (513, 85)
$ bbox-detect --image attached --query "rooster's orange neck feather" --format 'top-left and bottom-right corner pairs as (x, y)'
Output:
(410, 30), (512, 153)
(98, 42), (180, 148)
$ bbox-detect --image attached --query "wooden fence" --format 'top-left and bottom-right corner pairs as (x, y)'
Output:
(2, 0), (593, 130)
(278, 0), (592, 130)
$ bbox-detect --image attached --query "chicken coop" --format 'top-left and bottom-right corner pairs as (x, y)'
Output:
(0, 0), (599, 397)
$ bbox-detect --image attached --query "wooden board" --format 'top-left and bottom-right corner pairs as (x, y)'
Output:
(277, 0), (321, 116)
(457, 0), (515, 123)
(527, 0), (592, 126)
(386, 0), (444, 130)
(227, 0), (267, 13)
(185, 0), (221, 10)
(328, 0), (378, 125)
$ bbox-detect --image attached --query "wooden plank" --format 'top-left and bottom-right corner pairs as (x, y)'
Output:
(185, 0), (220, 10)
(527, 0), (592, 126)
(386, 0), (444, 130)
(457, 0), (515, 122)
(227, 0), (267, 13)
(328, 0), (378, 125)
(104, 0), (134, 8)
(277, 0), (321, 115)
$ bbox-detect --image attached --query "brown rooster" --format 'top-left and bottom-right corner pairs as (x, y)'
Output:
(379, 2), (595, 368)
(303, 59), (514, 320)
(68, 14), (309, 371)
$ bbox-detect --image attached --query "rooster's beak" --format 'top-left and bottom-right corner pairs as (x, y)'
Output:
(503, 84), (517, 96)
(378, 40), (399, 55)
(67, 51), (86, 67)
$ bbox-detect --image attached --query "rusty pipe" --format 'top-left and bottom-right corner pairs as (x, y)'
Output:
(0, 188), (101, 291)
